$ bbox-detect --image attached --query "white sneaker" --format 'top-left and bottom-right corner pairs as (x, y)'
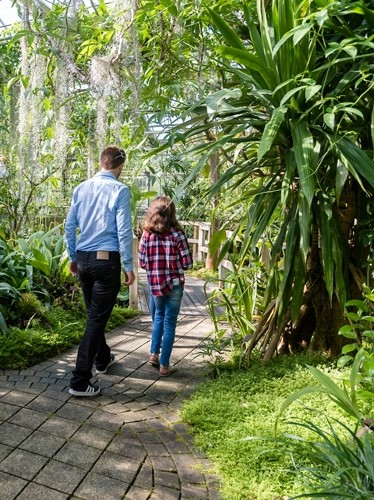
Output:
(69, 382), (101, 397)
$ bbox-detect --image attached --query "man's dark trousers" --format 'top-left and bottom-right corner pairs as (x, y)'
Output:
(70, 251), (121, 390)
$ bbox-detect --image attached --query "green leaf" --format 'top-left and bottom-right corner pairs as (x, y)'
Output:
(257, 106), (287, 160)
(318, 192), (334, 302)
(290, 119), (315, 207)
(307, 365), (362, 420)
(339, 324), (357, 335)
(298, 193), (311, 262)
(339, 330), (358, 339)
(216, 46), (276, 89)
(305, 84), (321, 102)
(346, 312), (360, 321)
(341, 343), (357, 354)
(205, 88), (242, 117)
(290, 250), (306, 324)
(0, 311), (8, 334)
(323, 112), (335, 130)
(208, 228), (229, 257)
(335, 138), (374, 189)
(345, 299), (367, 310)
(335, 160), (348, 203)
(362, 356), (374, 376)
(337, 355), (353, 368)
(207, 8), (246, 51)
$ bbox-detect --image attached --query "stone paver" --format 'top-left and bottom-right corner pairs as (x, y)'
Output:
(0, 277), (221, 499)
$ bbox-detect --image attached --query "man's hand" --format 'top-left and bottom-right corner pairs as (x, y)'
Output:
(70, 261), (78, 275)
(124, 271), (135, 286)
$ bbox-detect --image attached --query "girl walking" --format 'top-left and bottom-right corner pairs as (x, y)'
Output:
(139, 196), (193, 376)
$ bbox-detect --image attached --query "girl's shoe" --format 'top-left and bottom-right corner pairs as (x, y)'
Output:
(159, 365), (177, 377)
(148, 354), (160, 367)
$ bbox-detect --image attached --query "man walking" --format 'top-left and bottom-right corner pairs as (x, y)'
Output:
(65, 145), (135, 396)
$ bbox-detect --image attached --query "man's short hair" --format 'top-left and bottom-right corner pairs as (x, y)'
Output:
(100, 145), (126, 169)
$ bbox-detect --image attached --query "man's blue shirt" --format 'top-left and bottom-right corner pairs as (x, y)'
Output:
(64, 170), (133, 271)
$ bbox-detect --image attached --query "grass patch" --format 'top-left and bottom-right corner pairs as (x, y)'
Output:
(0, 305), (138, 369)
(180, 353), (354, 500)
(188, 260), (218, 281)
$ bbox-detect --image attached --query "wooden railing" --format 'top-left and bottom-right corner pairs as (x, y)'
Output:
(129, 221), (270, 309)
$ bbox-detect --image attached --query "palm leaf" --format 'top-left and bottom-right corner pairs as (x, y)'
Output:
(207, 7), (246, 51)
(291, 118), (316, 207)
(216, 46), (276, 89)
(257, 106), (288, 160)
(335, 137), (374, 189)
(290, 249), (306, 324)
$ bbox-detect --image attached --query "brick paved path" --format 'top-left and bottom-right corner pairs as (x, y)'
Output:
(0, 299), (221, 499)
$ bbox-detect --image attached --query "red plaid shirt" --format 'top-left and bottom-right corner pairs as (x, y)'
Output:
(138, 229), (193, 296)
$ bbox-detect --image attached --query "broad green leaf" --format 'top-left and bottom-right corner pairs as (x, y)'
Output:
(217, 46), (276, 89)
(362, 356), (374, 376)
(337, 355), (353, 368)
(335, 138), (374, 189)
(335, 160), (348, 203)
(323, 112), (335, 130)
(208, 228), (229, 257)
(345, 299), (368, 310)
(339, 324), (358, 336)
(298, 193), (311, 262)
(16, 239), (31, 255)
(305, 84), (321, 102)
(205, 89), (242, 117)
(345, 312), (360, 321)
(291, 119), (315, 207)
(257, 106), (287, 160)
(307, 365), (362, 420)
(361, 315), (374, 322)
(341, 343), (358, 354)
(207, 7), (246, 50)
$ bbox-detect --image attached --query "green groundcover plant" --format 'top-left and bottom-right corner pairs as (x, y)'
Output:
(181, 353), (355, 500)
(0, 305), (137, 370)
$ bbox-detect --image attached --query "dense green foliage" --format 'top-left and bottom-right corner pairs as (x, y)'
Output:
(0, 227), (75, 332)
(181, 354), (341, 499)
(0, 227), (137, 369)
(181, 352), (374, 499)
(156, 0), (374, 357)
(0, 304), (136, 369)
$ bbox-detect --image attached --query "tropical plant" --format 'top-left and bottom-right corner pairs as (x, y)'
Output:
(286, 415), (374, 499)
(0, 227), (77, 332)
(156, 0), (374, 359)
(273, 338), (374, 498)
(0, 234), (30, 332)
(16, 226), (75, 306)
(337, 286), (374, 399)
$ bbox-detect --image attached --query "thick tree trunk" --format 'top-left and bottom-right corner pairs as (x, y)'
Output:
(308, 285), (346, 356)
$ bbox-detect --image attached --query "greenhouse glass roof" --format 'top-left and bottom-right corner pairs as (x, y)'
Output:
(0, 0), (101, 29)
(0, 0), (21, 28)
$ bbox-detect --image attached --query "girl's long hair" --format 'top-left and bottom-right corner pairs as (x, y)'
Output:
(143, 196), (182, 233)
